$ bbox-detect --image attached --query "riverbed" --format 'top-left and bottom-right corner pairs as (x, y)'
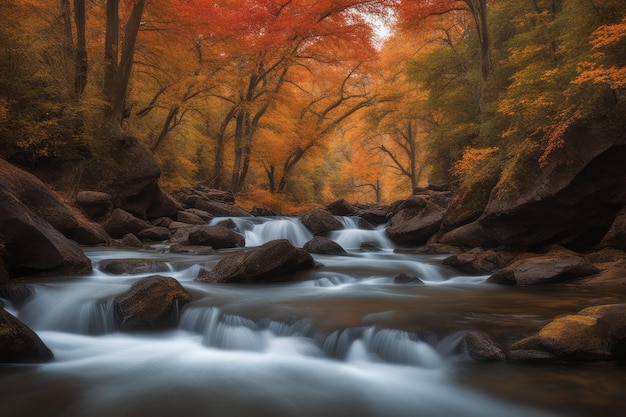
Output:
(1, 217), (625, 417)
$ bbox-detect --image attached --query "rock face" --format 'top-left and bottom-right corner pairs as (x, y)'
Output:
(487, 246), (599, 286)
(114, 275), (192, 331)
(507, 303), (626, 362)
(303, 236), (348, 256)
(386, 196), (445, 245)
(477, 124), (626, 249)
(0, 308), (53, 363)
(301, 209), (343, 235)
(0, 165), (92, 278)
(196, 239), (315, 283)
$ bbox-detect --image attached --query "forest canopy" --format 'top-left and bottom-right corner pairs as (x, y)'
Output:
(1, 0), (624, 212)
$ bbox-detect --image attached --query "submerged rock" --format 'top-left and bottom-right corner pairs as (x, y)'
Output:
(0, 308), (53, 363)
(114, 275), (192, 331)
(98, 259), (170, 275)
(196, 239), (315, 283)
(392, 273), (424, 284)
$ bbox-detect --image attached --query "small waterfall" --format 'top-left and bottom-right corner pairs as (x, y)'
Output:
(329, 217), (394, 250)
(245, 218), (313, 247)
(19, 287), (118, 335)
(179, 307), (448, 368)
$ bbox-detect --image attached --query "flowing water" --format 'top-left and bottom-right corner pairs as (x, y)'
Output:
(1, 216), (625, 417)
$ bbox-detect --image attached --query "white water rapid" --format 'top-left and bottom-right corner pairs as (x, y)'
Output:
(2, 216), (623, 417)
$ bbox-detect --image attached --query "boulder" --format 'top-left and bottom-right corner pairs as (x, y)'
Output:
(137, 226), (171, 241)
(302, 209), (343, 235)
(462, 330), (506, 361)
(114, 275), (192, 331)
(104, 208), (152, 238)
(117, 233), (143, 248)
(168, 244), (215, 255)
(386, 197), (445, 245)
(0, 308), (53, 363)
(196, 239), (315, 283)
(187, 226), (245, 249)
(0, 187), (92, 279)
(507, 303), (626, 362)
(487, 246), (599, 286)
(577, 249), (626, 286)
(177, 210), (207, 225)
(443, 248), (517, 275)
(303, 236), (348, 256)
(355, 204), (392, 226)
(325, 199), (358, 216)
(75, 191), (112, 219)
(0, 283), (33, 308)
(98, 259), (170, 275)
(0, 158), (79, 236)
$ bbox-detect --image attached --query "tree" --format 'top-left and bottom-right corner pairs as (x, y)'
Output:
(102, 0), (145, 131)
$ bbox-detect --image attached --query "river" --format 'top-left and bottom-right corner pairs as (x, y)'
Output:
(1, 216), (625, 417)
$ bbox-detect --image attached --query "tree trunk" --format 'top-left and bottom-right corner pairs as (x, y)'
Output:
(74, 0), (87, 96)
(102, 0), (145, 128)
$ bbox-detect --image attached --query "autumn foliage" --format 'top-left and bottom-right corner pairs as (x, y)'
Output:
(1, 0), (624, 209)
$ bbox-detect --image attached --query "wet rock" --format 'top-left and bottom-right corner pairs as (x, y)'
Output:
(462, 331), (506, 361)
(302, 209), (343, 235)
(216, 219), (237, 230)
(196, 239), (315, 283)
(443, 248), (517, 275)
(357, 204), (391, 226)
(392, 273), (424, 284)
(303, 236), (348, 256)
(137, 226), (171, 242)
(487, 246), (600, 286)
(0, 308), (53, 363)
(395, 244), (463, 255)
(118, 233), (143, 248)
(76, 191), (112, 219)
(104, 208), (152, 238)
(114, 275), (192, 331)
(577, 249), (626, 286)
(325, 199), (358, 216)
(168, 244), (215, 255)
(507, 303), (626, 362)
(188, 226), (245, 249)
(0, 283), (33, 308)
(177, 210), (206, 225)
(386, 197), (445, 245)
(99, 259), (170, 275)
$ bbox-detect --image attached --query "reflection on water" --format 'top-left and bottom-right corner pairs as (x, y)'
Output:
(1, 216), (625, 417)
